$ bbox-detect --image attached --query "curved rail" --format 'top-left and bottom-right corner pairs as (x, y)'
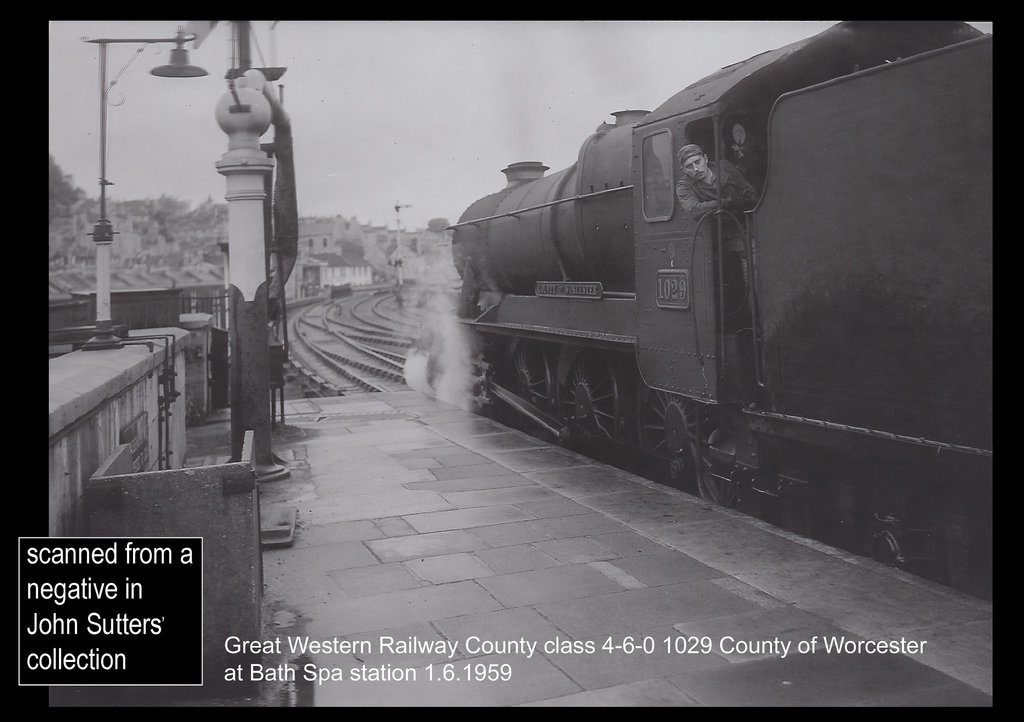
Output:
(287, 290), (418, 395)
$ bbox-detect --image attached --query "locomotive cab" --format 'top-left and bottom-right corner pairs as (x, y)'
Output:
(633, 109), (765, 409)
(631, 106), (766, 506)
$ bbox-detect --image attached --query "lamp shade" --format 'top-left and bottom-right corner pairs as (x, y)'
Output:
(151, 46), (208, 78)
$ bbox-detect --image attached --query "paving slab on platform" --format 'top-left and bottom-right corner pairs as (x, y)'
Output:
(187, 391), (992, 706)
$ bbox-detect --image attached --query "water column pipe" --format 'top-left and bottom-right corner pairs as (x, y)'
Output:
(215, 68), (289, 482)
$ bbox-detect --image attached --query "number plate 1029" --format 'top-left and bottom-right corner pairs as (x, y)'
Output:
(655, 269), (689, 309)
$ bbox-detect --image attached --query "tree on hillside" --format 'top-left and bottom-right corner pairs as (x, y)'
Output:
(49, 155), (84, 222)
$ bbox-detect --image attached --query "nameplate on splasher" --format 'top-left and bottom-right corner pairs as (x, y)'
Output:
(534, 281), (604, 299)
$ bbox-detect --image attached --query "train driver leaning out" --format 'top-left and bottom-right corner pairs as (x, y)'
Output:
(675, 143), (757, 303)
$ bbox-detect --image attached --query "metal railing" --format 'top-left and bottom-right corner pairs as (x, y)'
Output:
(179, 292), (230, 329)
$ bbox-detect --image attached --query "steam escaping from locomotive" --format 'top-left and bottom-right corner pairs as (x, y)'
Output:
(403, 287), (483, 411)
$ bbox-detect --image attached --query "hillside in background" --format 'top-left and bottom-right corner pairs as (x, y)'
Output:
(49, 155), (230, 264)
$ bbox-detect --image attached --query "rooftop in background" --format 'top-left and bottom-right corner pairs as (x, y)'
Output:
(308, 251), (371, 268)
(49, 262), (225, 302)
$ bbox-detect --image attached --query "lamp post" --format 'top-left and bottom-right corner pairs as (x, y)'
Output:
(81, 28), (207, 351)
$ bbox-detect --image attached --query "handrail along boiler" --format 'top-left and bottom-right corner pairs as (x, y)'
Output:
(447, 22), (992, 598)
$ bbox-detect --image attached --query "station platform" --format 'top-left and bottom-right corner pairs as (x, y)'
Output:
(185, 390), (993, 707)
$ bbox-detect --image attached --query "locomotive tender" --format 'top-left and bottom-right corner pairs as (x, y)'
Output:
(448, 22), (992, 597)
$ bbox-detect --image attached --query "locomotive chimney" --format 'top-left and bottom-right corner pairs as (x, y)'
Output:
(501, 161), (548, 187)
(611, 109), (650, 126)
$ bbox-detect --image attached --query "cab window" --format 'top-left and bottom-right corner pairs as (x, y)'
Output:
(641, 131), (674, 221)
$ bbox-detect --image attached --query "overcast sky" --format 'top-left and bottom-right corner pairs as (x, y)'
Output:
(48, 20), (993, 233)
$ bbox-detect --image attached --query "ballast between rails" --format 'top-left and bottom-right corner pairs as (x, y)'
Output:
(287, 291), (418, 396)
(293, 303), (394, 393)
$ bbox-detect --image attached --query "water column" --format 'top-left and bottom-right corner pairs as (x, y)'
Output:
(215, 68), (289, 481)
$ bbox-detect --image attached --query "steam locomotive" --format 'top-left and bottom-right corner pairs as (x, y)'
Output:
(447, 22), (992, 598)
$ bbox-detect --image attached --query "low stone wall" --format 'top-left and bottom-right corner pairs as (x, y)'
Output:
(48, 327), (198, 536)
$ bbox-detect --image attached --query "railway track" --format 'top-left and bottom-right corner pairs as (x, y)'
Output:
(287, 288), (423, 396)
